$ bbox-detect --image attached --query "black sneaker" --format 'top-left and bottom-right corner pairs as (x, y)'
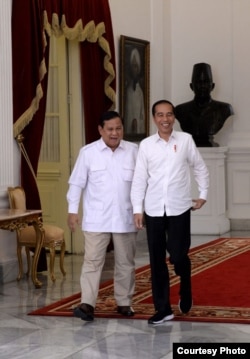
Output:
(178, 291), (192, 314)
(148, 310), (174, 324)
(117, 306), (135, 317)
(73, 303), (94, 322)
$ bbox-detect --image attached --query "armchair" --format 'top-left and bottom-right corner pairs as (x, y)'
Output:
(7, 186), (66, 282)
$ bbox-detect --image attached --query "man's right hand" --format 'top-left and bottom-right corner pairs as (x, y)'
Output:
(134, 213), (144, 230)
(67, 213), (79, 232)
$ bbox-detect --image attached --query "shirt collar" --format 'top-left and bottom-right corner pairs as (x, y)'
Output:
(98, 137), (124, 151)
(154, 129), (177, 142)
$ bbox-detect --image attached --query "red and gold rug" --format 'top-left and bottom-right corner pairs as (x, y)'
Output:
(29, 238), (250, 324)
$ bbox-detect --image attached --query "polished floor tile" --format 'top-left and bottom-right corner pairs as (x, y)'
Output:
(0, 230), (250, 358)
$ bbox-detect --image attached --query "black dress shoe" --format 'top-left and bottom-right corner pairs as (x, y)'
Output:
(178, 290), (193, 314)
(117, 305), (134, 316)
(73, 303), (94, 322)
(179, 277), (192, 314)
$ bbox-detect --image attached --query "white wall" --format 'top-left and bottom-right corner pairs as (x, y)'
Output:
(231, 1), (250, 134)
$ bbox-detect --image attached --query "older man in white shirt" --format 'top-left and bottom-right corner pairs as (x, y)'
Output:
(67, 111), (138, 322)
(131, 100), (209, 325)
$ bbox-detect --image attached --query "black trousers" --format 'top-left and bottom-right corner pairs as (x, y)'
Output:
(145, 209), (191, 312)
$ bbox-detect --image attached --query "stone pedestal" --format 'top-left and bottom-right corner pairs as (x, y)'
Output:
(226, 132), (250, 230)
(191, 147), (230, 235)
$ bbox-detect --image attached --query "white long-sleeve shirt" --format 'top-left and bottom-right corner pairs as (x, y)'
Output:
(131, 131), (209, 216)
(67, 138), (138, 232)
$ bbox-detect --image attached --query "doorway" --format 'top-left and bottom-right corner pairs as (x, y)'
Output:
(37, 36), (85, 254)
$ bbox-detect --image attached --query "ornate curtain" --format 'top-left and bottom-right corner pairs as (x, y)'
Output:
(12, 0), (116, 269)
(12, 0), (116, 207)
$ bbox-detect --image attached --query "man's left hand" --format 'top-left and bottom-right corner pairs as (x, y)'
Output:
(192, 198), (206, 211)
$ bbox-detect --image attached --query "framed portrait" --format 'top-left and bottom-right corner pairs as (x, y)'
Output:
(119, 35), (150, 142)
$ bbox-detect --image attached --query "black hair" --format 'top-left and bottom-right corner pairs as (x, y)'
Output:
(152, 100), (176, 116)
(99, 111), (123, 128)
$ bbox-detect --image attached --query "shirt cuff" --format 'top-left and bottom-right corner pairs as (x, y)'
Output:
(199, 190), (208, 201)
(68, 204), (79, 214)
(133, 205), (144, 214)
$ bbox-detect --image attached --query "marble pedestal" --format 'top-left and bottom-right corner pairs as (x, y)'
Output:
(191, 147), (230, 235)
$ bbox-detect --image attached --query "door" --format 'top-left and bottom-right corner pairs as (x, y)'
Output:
(37, 36), (85, 254)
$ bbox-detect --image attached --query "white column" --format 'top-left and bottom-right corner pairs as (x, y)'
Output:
(0, 1), (14, 197)
(191, 147), (230, 235)
(0, 1), (20, 284)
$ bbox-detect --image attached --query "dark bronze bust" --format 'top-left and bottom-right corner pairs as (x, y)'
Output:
(175, 63), (234, 147)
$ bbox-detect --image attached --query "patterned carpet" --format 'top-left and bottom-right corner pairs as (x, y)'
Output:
(29, 238), (250, 324)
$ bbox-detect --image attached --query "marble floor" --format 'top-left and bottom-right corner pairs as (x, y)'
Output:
(0, 230), (250, 358)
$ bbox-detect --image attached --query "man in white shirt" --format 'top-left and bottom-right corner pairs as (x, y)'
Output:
(67, 111), (138, 322)
(131, 100), (209, 325)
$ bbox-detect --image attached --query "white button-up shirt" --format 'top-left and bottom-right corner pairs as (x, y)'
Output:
(67, 138), (138, 232)
(131, 131), (209, 216)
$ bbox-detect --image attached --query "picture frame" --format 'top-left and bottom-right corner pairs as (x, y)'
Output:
(119, 35), (150, 142)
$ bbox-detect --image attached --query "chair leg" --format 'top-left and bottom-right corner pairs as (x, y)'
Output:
(16, 244), (23, 281)
(49, 247), (56, 282)
(25, 247), (31, 277)
(60, 240), (66, 276)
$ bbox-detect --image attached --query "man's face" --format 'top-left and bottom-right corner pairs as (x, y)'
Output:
(131, 57), (140, 77)
(98, 117), (123, 151)
(191, 70), (214, 99)
(153, 103), (175, 137)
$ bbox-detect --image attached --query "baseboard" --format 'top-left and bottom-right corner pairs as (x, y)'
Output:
(230, 219), (250, 231)
(0, 257), (19, 284)
(0, 252), (28, 284)
(191, 216), (230, 235)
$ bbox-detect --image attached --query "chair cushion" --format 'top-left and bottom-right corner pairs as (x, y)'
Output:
(19, 224), (64, 246)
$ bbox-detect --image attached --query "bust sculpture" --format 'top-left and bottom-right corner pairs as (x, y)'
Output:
(175, 63), (234, 147)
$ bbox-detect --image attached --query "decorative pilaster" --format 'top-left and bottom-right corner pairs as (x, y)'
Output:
(0, 1), (18, 284)
(0, 1), (13, 192)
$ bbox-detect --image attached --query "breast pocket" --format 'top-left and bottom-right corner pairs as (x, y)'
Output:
(122, 166), (134, 182)
(89, 166), (106, 183)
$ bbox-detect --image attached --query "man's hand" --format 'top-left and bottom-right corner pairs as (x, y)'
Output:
(134, 213), (144, 230)
(67, 213), (80, 232)
(192, 199), (206, 211)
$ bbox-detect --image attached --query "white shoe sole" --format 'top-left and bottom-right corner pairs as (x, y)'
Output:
(150, 313), (174, 324)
